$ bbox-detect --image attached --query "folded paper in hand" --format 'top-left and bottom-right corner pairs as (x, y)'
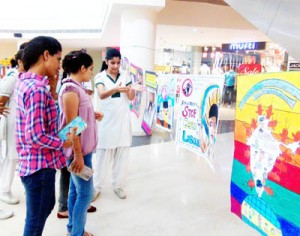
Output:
(58, 116), (87, 141)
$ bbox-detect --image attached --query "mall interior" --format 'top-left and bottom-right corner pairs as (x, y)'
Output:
(0, 0), (299, 235)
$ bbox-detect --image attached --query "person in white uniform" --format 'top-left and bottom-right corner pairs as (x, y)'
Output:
(0, 103), (13, 220)
(83, 80), (93, 96)
(0, 49), (25, 207)
(93, 48), (135, 200)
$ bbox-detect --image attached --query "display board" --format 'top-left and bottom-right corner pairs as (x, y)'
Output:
(176, 75), (223, 168)
(156, 74), (176, 131)
(129, 63), (144, 118)
(231, 72), (300, 236)
(141, 71), (157, 135)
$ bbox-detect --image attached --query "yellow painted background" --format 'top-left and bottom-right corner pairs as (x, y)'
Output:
(235, 72), (300, 140)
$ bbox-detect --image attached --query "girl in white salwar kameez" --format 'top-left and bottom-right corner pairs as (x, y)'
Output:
(93, 48), (135, 200)
(0, 103), (13, 220)
(0, 49), (25, 207)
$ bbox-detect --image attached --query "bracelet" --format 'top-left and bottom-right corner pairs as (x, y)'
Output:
(74, 153), (83, 157)
(67, 138), (74, 147)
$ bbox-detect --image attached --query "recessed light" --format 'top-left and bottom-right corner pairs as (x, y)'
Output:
(14, 33), (22, 38)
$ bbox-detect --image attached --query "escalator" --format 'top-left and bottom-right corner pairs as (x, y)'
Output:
(224, 0), (300, 62)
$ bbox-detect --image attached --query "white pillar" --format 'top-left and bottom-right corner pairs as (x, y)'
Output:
(191, 46), (202, 75)
(120, 8), (157, 70)
(120, 7), (157, 136)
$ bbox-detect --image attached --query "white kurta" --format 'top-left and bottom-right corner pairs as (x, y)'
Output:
(0, 68), (18, 194)
(93, 71), (132, 190)
(94, 71), (132, 149)
(0, 68), (18, 160)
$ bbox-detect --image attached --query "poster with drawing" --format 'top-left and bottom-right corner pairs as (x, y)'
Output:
(129, 63), (144, 118)
(156, 74), (177, 131)
(141, 71), (157, 135)
(121, 57), (130, 73)
(230, 72), (300, 236)
(120, 57), (130, 74)
(175, 75), (223, 168)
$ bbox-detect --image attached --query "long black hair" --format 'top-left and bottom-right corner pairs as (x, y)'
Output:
(209, 104), (218, 120)
(10, 58), (17, 68)
(15, 49), (24, 63)
(22, 36), (62, 71)
(62, 50), (93, 76)
(100, 48), (121, 72)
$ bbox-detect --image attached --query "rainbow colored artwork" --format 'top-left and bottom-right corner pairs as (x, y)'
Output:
(231, 72), (300, 236)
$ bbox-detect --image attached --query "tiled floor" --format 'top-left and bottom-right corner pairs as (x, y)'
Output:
(132, 119), (235, 147)
(0, 106), (259, 236)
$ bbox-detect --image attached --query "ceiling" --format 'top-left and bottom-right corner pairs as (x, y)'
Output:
(224, 0), (300, 61)
(100, 0), (270, 51)
(156, 0), (269, 49)
(0, 0), (269, 51)
(174, 0), (228, 6)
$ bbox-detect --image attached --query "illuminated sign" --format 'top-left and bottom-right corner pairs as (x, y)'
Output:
(222, 42), (266, 52)
(154, 65), (171, 73)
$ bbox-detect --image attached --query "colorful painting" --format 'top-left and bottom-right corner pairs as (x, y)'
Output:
(121, 57), (130, 73)
(141, 71), (157, 135)
(156, 74), (176, 131)
(231, 72), (300, 236)
(175, 75), (223, 168)
(129, 63), (144, 118)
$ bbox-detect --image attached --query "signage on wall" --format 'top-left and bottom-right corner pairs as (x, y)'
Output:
(238, 64), (262, 74)
(222, 42), (266, 52)
(289, 62), (300, 71)
(154, 65), (171, 73)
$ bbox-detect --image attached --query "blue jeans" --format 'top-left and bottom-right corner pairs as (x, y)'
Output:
(58, 167), (70, 212)
(21, 168), (56, 236)
(67, 153), (94, 236)
(223, 86), (234, 105)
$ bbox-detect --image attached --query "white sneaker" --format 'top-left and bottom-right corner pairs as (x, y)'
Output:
(0, 192), (19, 205)
(0, 209), (14, 220)
(113, 188), (126, 199)
(92, 189), (101, 202)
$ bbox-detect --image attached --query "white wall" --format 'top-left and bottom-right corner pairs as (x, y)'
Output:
(0, 41), (18, 59)
(0, 42), (102, 87)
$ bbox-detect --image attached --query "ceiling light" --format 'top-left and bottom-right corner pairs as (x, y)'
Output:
(13, 33), (22, 38)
